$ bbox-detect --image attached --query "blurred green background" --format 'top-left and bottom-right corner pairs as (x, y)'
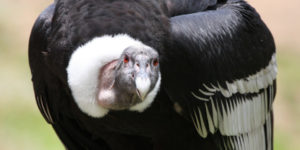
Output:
(0, 0), (299, 150)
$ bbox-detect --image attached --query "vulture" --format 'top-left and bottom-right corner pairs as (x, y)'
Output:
(29, 0), (277, 149)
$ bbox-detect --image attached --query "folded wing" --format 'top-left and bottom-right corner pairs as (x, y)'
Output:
(162, 0), (276, 149)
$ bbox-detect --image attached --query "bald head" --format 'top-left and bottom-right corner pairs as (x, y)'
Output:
(67, 34), (161, 117)
(97, 46), (160, 110)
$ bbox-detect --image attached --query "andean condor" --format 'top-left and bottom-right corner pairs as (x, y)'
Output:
(29, 0), (277, 149)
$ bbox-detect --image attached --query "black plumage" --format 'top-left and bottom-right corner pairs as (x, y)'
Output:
(29, 0), (276, 149)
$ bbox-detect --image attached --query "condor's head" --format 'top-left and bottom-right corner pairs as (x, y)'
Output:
(67, 34), (161, 118)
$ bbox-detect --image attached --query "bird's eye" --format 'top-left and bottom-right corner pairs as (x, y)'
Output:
(124, 55), (129, 63)
(153, 59), (159, 66)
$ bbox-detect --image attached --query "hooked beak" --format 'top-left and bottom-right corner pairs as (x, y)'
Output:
(135, 73), (151, 100)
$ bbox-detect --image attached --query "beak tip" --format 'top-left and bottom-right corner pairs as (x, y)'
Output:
(136, 89), (146, 100)
(135, 76), (151, 100)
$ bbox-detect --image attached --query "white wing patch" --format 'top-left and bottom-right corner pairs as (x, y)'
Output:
(192, 54), (277, 100)
(190, 53), (277, 143)
(218, 90), (270, 135)
(220, 112), (273, 150)
(191, 107), (208, 138)
(191, 87), (273, 138)
(225, 124), (266, 150)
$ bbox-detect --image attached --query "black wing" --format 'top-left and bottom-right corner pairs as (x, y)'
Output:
(29, 3), (111, 149)
(29, 3), (56, 124)
(162, 0), (276, 149)
(166, 0), (218, 16)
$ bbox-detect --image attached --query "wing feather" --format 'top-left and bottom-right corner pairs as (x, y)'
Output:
(29, 4), (56, 124)
(29, 3), (112, 149)
(163, 0), (276, 149)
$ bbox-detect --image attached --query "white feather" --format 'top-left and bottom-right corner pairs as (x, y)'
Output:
(192, 110), (201, 136)
(196, 54), (277, 99)
(220, 100), (228, 134)
(205, 103), (215, 133)
(210, 98), (218, 128)
(216, 90), (270, 136)
(191, 92), (210, 101)
(203, 83), (217, 92)
(198, 107), (208, 138)
(199, 88), (214, 96)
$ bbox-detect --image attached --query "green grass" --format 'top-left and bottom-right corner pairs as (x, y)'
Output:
(274, 131), (290, 150)
(0, 102), (64, 150)
(274, 49), (300, 150)
(0, 47), (64, 150)
(0, 2), (64, 147)
(277, 50), (300, 103)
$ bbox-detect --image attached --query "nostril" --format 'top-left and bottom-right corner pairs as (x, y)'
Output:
(146, 64), (149, 68)
(136, 63), (140, 67)
(132, 74), (135, 78)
